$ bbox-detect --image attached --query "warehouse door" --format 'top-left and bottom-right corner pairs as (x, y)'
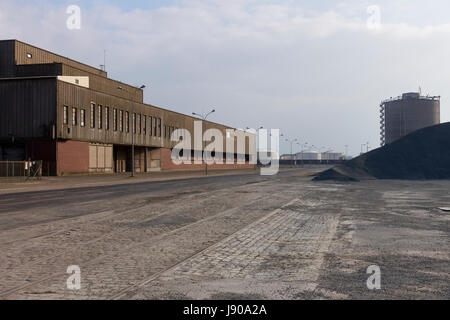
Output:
(89, 143), (113, 173)
(114, 146), (127, 173)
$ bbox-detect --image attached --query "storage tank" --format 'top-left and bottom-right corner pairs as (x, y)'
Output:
(296, 151), (321, 161)
(322, 152), (344, 161)
(380, 92), (440, 146)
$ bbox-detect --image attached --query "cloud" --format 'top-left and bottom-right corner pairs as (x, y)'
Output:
(1, 0), (450, 155)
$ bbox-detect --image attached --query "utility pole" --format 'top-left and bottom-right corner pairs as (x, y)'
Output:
(193, 109), (216, 176)
(117, 85), (146, 177)
(295, 142), (301, 167)
(300, 142), (308, 167)
(285, 138), (297, 167)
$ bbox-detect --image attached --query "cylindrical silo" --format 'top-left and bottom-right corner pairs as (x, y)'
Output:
(380, 92), (440, 146)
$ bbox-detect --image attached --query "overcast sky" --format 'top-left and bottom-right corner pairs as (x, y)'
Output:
(1, 0), (450, 156)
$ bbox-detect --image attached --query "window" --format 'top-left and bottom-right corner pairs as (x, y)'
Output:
(132, 113), (136, 134)
(105, 107), (110, 130)
(113, 109), (118, 131)
(90, 103), (95, 128)
(119, 110), (123, 132)
(63, 106), (68, 125)
(72, 107), (77, 126)
(98, 105), (103, 129)
(158, 118), (162, 137)
(80, 109), (86, 127)
(149, 117), (153, 136)
(143, 115), (147, 135)
(125, 112), (129, 132)
(26, 53), (32, 59)
(138, 114), (142, 134)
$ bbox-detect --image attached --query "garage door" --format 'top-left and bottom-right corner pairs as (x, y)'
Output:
(89, 143), (113, 173)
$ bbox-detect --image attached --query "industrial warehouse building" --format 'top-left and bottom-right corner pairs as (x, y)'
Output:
(0, 40), (254, 175)
(380, 92), (440, 146)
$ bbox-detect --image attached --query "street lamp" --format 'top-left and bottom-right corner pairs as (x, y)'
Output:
(117, 84), (146, 177)
(192, 109), (216, 176)
(295, 142), (302, 167)
(320, 147), (327, 164)
(285, 138), (297, 167)
(299, 142), (308, 167)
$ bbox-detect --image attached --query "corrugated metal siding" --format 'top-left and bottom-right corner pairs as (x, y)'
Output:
(61, 64), (143, 103)
(1, 40), (253, 155)
(0, 40), (16, 77)
(57, 81), (249, 153)
(16, 63), (62, 77)
(0, 78), (57, 139)
(14, 40), (107, 77)
(58, 80), (166, 148)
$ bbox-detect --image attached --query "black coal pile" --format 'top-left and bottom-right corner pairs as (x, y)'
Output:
(314, 122), (450, 181)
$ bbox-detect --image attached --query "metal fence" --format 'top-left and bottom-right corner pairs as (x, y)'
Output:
(0, 161), (42, 180)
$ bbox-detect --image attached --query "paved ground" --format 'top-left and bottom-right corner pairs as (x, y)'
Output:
(0, 168), (448, 300)
(0, 168), (262, 195)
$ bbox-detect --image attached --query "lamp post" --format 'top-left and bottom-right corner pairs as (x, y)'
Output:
(117, 85), (146, 177)
(300, 142), (308, 167)
(285, 138), (297, 167)
(295, 142), (302, 167)
(325, 147), (331, 165)
(192, 109), (216, 176)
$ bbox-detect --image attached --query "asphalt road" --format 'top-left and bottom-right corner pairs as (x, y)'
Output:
(0, 168), (313, 230)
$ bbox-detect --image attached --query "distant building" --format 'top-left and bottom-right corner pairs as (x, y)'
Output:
(320, 152), (345, 161)
(380, 92), (440, 146)
(280, 154), (295, 161)
(280, 151), (344, 163)
(295, 151), (344, 161)
(296, 151), (321, 161)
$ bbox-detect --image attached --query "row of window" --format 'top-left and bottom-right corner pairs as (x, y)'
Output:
(63, 104), (177, 139)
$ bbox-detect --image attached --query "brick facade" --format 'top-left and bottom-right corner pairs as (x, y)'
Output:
(57, 140), (89, 175)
